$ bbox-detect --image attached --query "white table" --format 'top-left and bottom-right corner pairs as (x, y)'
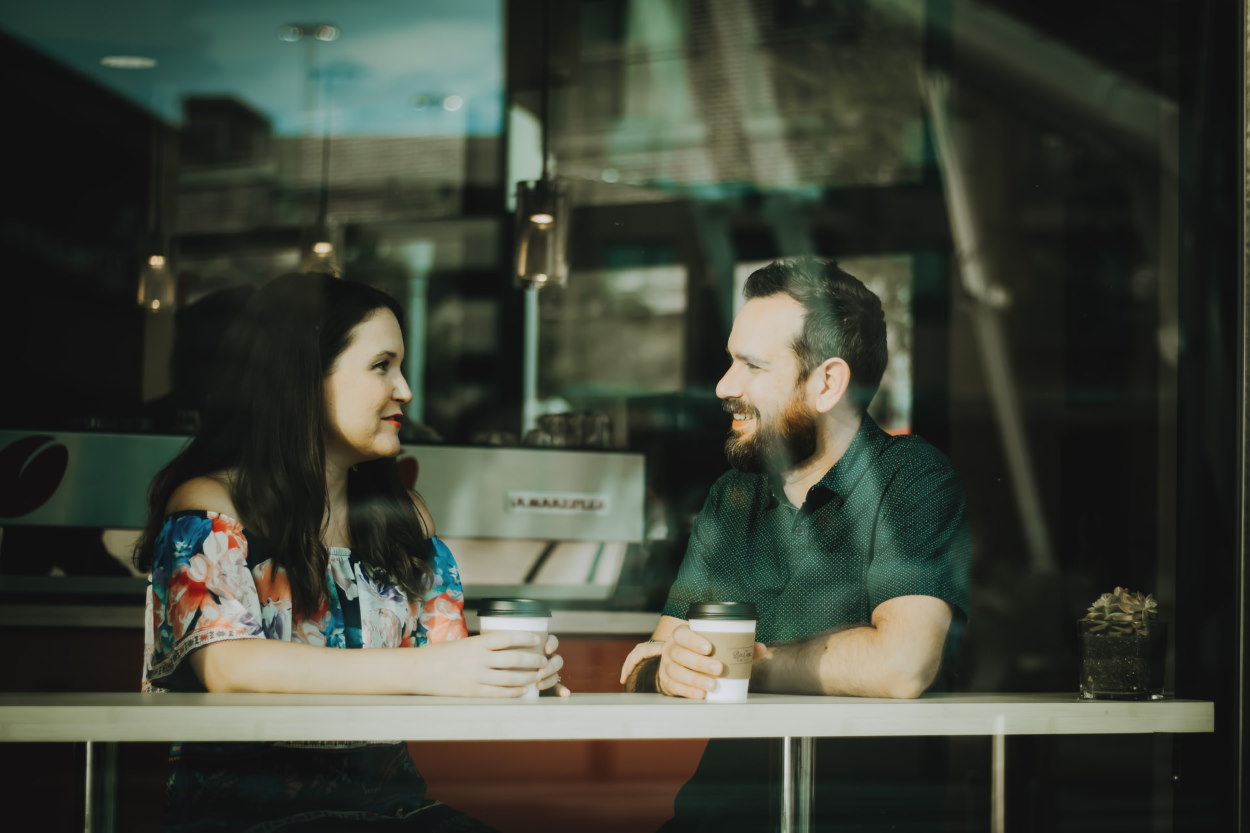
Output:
(0, 692), (1215, 833)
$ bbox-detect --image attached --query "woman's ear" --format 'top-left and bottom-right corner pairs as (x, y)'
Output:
(811, 357), (851, 413)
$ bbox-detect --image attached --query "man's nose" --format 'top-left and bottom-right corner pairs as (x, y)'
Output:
(714, 364), (739, 400)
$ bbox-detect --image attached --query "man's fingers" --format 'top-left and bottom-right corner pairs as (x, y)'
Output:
(672, 625), (712, 655)
(668, 643), (722, 677)
(659, 664), (711, 699)
(658, 640), (721, 699)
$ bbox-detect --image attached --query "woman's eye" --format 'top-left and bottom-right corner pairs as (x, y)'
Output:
(373, 360), (390, 372)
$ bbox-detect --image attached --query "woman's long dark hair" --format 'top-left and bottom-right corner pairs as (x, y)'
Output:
(135, 273), (433, 616)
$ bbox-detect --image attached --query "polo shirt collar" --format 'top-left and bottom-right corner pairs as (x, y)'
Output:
(767, 414), (887, 511)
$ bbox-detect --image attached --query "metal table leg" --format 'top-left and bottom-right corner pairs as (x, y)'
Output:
(84, 740), (95, 833)
(991, 726), (1006, 833)
(780, 736), (814, 833)
(82, 740), (117, 833)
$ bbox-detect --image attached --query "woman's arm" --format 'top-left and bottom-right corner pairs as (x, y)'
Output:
(161, 479), (566, 698)
(189, 630), (557, 697)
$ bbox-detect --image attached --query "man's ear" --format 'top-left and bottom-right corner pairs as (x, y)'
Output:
(811, 357), (851, 413)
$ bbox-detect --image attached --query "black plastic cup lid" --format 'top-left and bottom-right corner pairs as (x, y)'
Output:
(687, 601), (757, 621)
(477, 598), (552, 617)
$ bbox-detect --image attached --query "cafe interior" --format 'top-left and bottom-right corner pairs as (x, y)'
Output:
(0, 0), (1243, 830)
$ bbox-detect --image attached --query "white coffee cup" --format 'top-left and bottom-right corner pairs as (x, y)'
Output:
(477, 598), (552, 700)
(687, 601), (757, 702)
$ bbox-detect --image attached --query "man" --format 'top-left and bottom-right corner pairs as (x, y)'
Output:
(621, 257), (971, 830)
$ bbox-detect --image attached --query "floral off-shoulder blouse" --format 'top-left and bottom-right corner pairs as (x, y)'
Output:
(143, 510), (468, 693)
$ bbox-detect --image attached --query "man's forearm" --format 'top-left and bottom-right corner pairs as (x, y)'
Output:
(753, 597), (951, 698)
(749, 626), (868, 696)
(752, 622), (939, 699)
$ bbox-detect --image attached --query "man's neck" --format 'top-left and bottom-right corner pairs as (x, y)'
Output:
(778, 408), (863, 507)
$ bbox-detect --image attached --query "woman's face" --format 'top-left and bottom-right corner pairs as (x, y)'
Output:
(322, 308), (412, 471)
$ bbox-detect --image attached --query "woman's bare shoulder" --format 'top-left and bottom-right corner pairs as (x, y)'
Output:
(166, 472), (240, 520)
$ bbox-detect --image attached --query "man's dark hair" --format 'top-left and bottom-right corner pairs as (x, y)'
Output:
(135, 273), (433, 616)
(743, 257), (887, 411)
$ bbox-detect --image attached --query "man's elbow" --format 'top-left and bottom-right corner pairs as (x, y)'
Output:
(882, 658), (941, 699)
(880, 674), (930, 700)
(830, 660), (938, 699)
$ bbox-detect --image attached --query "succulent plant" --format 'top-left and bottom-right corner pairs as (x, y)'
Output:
(1081, 586), (1159, 636)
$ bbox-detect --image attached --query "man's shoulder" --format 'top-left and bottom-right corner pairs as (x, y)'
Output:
(874, 430), (961, 485)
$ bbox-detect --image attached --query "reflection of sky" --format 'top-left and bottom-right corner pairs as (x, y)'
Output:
(0, 0), (502, 136)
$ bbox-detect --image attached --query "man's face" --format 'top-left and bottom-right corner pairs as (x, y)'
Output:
(715, 295), (819, 474)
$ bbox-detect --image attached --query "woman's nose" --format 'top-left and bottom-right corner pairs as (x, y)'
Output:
(393, 373), (413, 403)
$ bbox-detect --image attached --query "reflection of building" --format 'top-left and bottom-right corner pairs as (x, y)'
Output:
(174, 95), (502, 291)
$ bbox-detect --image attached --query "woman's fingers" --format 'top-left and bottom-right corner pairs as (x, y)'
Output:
(477, 630), (544, 650)
(536, 653), (565, 689)
(484, 648), (547, 671)
(480, 667), (545, 688)
(445, 631), (570, 698)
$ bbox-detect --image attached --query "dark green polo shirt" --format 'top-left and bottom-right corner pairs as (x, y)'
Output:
(662, 415), (971, 644)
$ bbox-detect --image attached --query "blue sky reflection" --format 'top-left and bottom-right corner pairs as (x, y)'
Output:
(1, 0), (503, 136)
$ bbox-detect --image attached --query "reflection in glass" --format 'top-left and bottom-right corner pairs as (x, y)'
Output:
(514, 178), (568, 288)
(137, 254), (175, 312)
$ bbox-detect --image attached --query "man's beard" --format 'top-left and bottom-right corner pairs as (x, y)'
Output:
(723, 395), (819, 474)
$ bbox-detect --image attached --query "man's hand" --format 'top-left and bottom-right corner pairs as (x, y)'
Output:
(621, 619), (722, 698)
(655, 625), (725, 699)
(619, 639), (665, 687)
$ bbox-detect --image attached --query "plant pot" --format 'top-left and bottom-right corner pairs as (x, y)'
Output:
(1079, 619), (1167, 700)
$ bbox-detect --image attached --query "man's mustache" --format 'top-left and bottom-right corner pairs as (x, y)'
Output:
(721, 398), (758, 418)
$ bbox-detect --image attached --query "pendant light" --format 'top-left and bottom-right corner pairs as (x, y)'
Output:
(284, 22), (342, 277)
(137, 125), (176, 311)
(514, 0), (568, 289)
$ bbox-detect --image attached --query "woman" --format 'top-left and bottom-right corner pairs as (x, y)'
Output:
(135, 273), (566, 832)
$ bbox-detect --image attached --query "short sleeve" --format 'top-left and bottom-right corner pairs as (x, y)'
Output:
(865, 465), (972, 621)
(417, 536), (469, 645)
(661, 481), (727, 621)
(142, 511), (265, 692)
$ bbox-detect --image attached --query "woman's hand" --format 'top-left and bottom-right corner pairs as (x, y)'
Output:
(537, 634), (571, 697)
(409, 631), (553, 698)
